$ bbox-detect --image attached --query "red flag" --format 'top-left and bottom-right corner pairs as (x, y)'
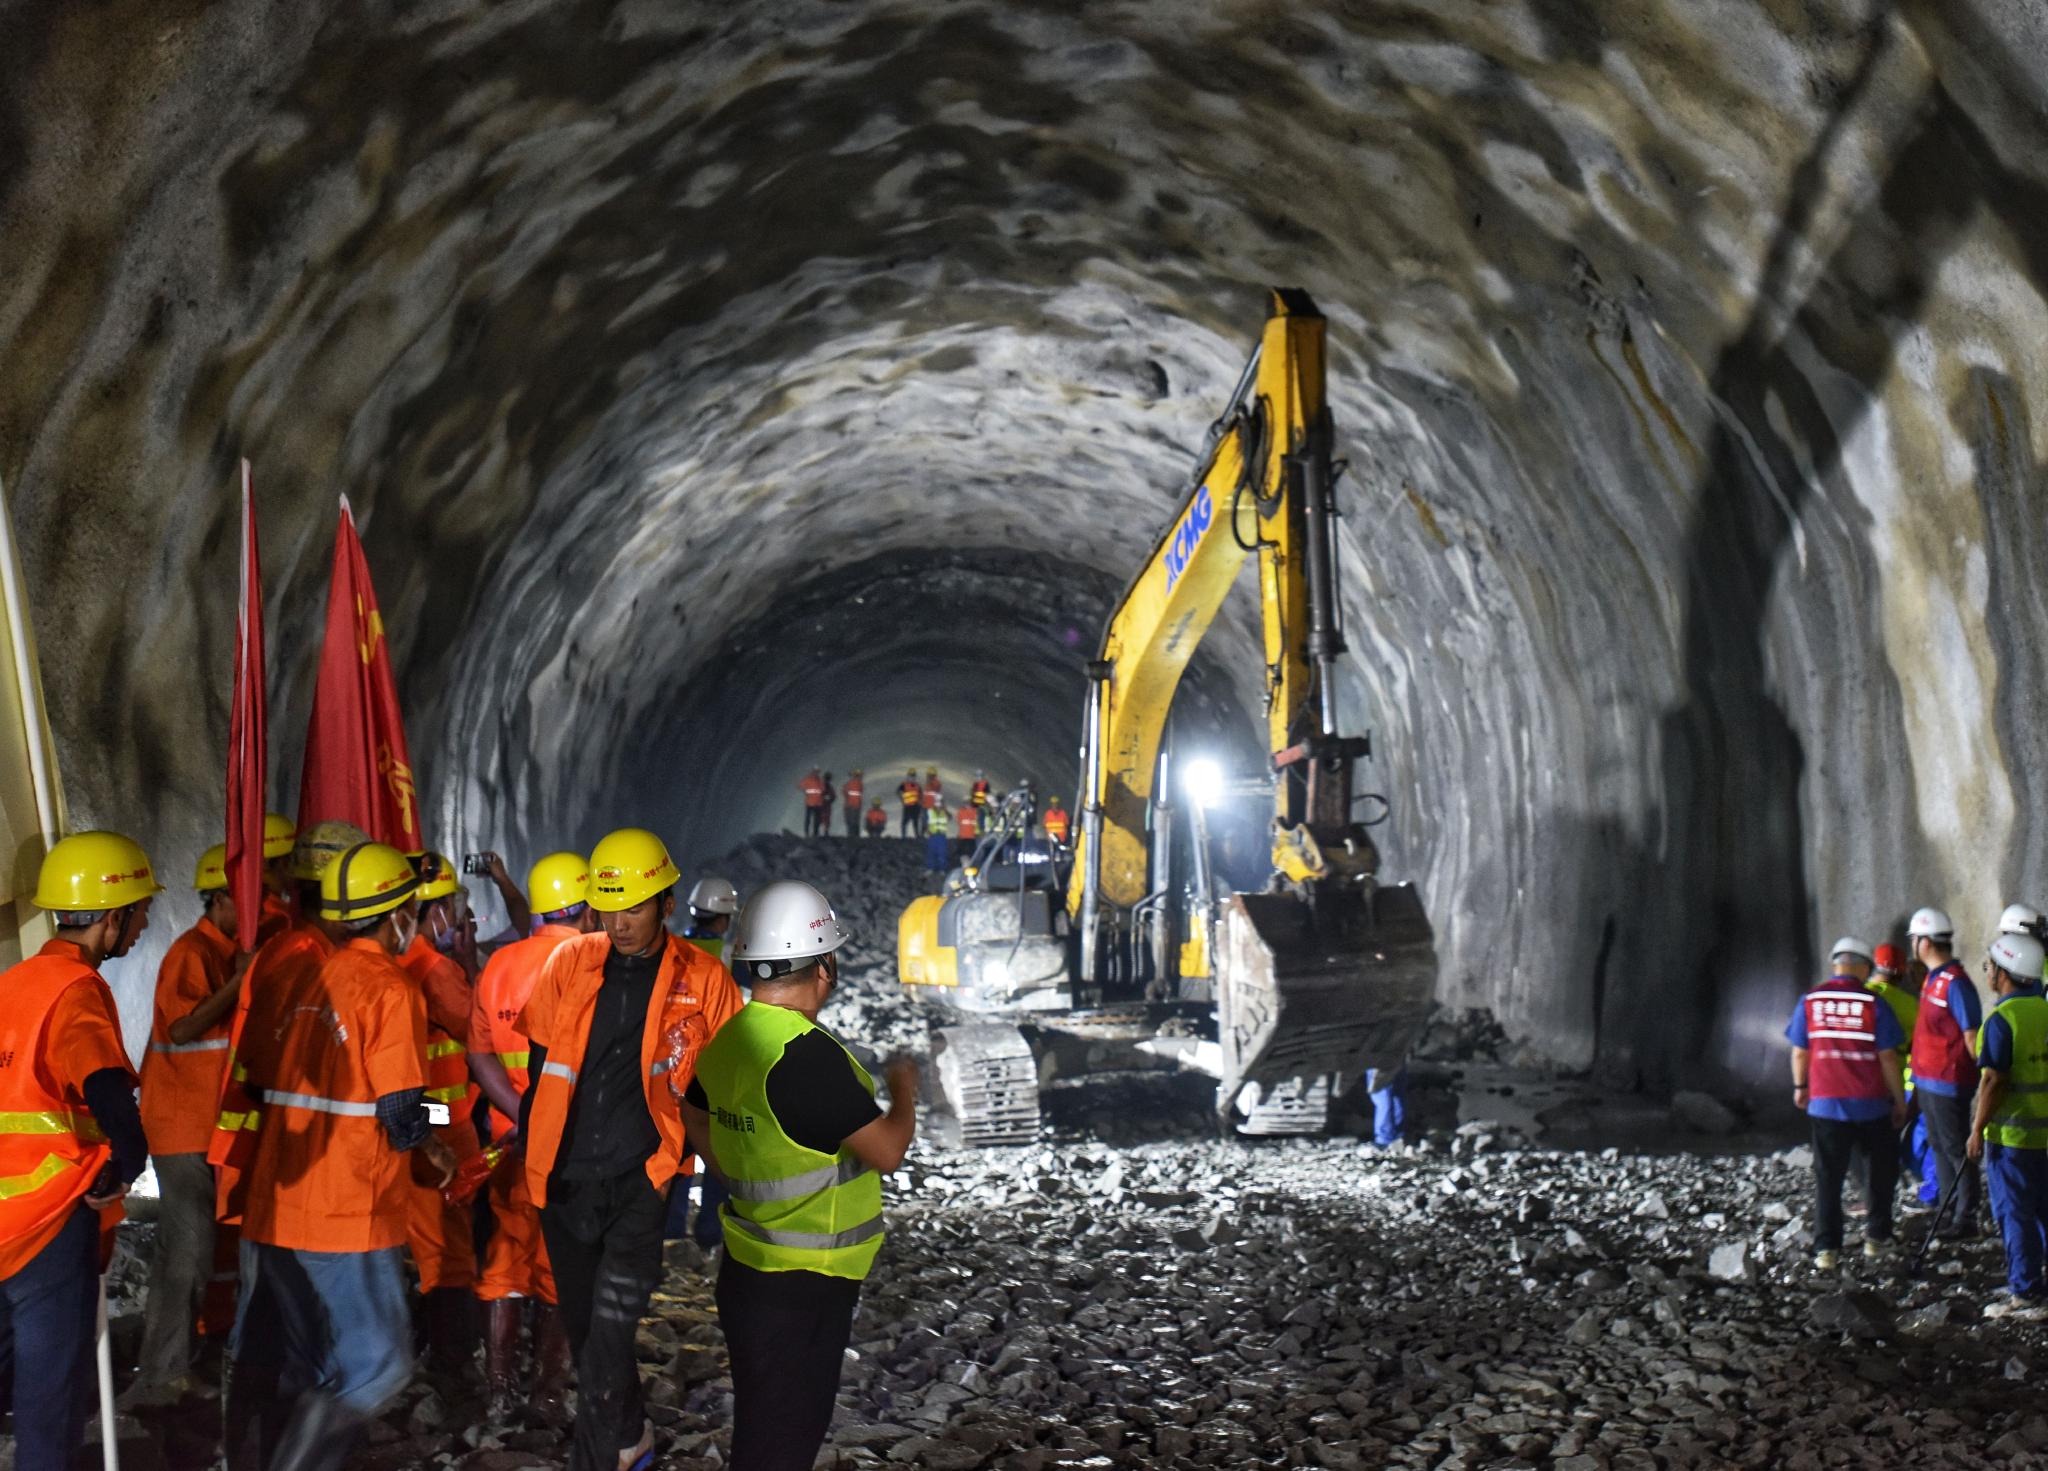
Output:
(225, 459), (267, 953)
(298, 498), (421, 852)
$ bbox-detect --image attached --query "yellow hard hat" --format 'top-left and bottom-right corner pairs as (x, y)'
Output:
(528, 852), (590, 914)
(291, 820), (372, 881)
(263, 813), (297, 861)
(318, 842), (420, 922)
(35, 831), (164, 913)
(195, 844), (229, 892)
(414, 851), (461, 902)
(588, 828), (680, 913)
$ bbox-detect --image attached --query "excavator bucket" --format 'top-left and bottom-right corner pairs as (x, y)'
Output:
(1213, 883), (1436, 1133)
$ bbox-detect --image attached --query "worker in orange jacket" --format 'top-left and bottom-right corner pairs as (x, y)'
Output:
(129, 844), (243, 1409)
(519, 828), (742, 1471)
(231, 843), (454, 1471)
(253, 812), (299, 947)
(0, 832), (157, 1469)
(469, 852), (596, 1424)
(898, 770), (924, 838)
(955, 800), (981, 863)
(864, 800), (888, 838)
(797, 767), (827, 838)
(1043, 798), (1071, 848)
(843, 769), (865, 835)
(399, 853), (484, 1377)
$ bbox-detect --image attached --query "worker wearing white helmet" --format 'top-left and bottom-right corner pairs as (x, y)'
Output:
(1971, 931), (2048, 1317)
(1907, 906), (1985, 1237)
(681, 881), (918, 1471)
(1999, 905), (2048, 981)
(682, 876), (741, 960)
(1785, 936), (1907, 1269)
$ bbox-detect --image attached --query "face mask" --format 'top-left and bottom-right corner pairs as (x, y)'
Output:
(392, 911), (419, 954)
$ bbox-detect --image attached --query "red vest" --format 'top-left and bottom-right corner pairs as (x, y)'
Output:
(1802, 978), (1887, 1102)
(1911, 962), (1979, 1090)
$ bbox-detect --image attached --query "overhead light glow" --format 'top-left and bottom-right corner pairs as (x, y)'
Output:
(1183, 757), (1225, 809)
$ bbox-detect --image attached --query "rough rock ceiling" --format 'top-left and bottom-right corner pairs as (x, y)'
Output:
(4, 0), (2046, 1086)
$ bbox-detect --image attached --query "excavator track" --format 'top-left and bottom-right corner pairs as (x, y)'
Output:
(1234, 1075), (1334, 1137)
(928, 1023), (1039, 1149)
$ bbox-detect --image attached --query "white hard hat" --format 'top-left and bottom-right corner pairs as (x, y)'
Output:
(1907, 907), (1954, 940)
(687, 876), (739, 916)
(1829, 937), (1874, 965)
(1999, 903), (2043, 937)
(1989, 932), (2046, 981)
(729, 879), (850, 981)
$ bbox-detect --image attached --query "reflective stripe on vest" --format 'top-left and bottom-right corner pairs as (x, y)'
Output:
(0, 1111), (106, 1139)
(541, 1061), (578, 1084)
(150, 1038), (231, 1055)
(1804, 983), (1887, 1102)
(261, 1089), (379, 1118)
(497, 1050), (531, 1069)
(694, 1003), (884, 1281)
(0, 1152), (86, 1202)
(1987, 993), (2048, 1149)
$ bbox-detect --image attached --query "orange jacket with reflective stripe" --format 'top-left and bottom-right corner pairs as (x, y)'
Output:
(519, 932), (742, 1208)
(956, 806), (980, 839)
(140, 917), (237, 1157)
(0, 941), (134, 1279)
(899, 781), (921, 808)
(844, 777), (864, 807)
(208, 922), (335, 1222)
(798, 773), (826, 807)
(401, 935), (479, 1139)
(1044, 805), (1071, 840)
(240, 939), (428, 1252)
(865, 804), (888, 833)
(469, 924), (580, 1137)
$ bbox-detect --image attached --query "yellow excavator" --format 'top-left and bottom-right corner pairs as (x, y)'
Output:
(898, 289), (1437, 1142)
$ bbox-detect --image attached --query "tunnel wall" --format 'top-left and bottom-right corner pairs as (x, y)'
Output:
(3, 0), (2046, 1090)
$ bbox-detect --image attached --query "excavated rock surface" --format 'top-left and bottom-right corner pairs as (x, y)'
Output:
(7, 3), (2048, 1093)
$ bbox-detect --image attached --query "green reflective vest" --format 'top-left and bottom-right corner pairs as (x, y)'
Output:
(693, 1002), (883, 1279)
(1984, 991), (2048, 1150)
(686, 932), (724, 960)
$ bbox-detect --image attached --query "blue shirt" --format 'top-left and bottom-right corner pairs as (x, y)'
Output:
(1785, 976), (1906, 1121)
(1979, 983), (2046, 1074)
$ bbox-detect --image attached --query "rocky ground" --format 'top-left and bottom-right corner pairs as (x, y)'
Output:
(65, 836), (2048, 1469)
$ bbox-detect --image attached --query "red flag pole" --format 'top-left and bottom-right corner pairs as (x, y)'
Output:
(224, 459), (267, 952)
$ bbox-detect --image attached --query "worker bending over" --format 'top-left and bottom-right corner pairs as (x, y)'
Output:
(519, 827), (741, 1471)
(399, 852), (483, 1377)
(1785, 937), (1907, 1268)
(683, 876), (739, 958)
(230, 843), (453, 1471)
(129, 844), (242, 1409)
(469, 853), (594, 1424)
(685, 881), (919, 1471)
(1971, 931), (2048, 1318)
(1909, 907), (1983, 1237)
(0, 833), (157, 1468)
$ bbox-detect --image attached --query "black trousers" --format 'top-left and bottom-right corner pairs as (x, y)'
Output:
(717, 1256), (861, 1471)
(803, 807), (826, 838)
(900, 808), (921, 837)
(1921, 1088), (1983, 1232)
(1813, 1114), (1898, 1251)
(541, 1172), (669, 1471)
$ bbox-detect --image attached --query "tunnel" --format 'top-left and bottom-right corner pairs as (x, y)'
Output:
(10, 2), (2048, 1466)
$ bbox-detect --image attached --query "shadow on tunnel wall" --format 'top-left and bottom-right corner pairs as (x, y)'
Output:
(1585, 12), (2041, 1091)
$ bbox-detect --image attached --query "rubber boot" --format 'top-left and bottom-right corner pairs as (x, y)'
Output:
(267, 1392), (370, 1471)
(526, 1301), (573, 1427)
(483, 1298), (524, 1424)
(423, 1286), (478, 1385)
(221, 1359), (289, 1471)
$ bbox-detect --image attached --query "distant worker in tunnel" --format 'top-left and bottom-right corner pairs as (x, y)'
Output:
(519, 827), (741, 1471)
(129, 844), (243, 1410)
(1868, 942), (1936, 1208)
(971, 769), (991, 810)
(923, 767), (943, 833)
(1043, 796), (1071, 850)
(1969, 930), (2048, 1318)
(798, 767), (827, 838)
(469, 852), (597, 1426)
(1909, 907), (1984, 1238)
(681, 881), (918, 1471)
(954, 797), (979, 862)
(926, 803), (953, 875)
(898, 769), (923, 838)
(1786, 937), (1907, 1269)
(0, 833), (157, 1470)
(843, 769), (864, 835)
(865, 798), (888, 839)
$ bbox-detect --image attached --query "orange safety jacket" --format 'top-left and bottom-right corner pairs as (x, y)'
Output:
(865, 804), (888, 833)
(844, 777), (864, 808)
(469, 923), (582, 1138)
(0, 940), (133, 1279)
(255, 891), (293, 948)
(207, 922), (336, 1222)
(971, 780), (991, 807)
(899, 781), (922, 809)
(401, 936), (480, 1147)
(140, 917), (237, 1158)
(519, 931), (742, 1208)
(798, 773), (826, 808)
(956, 806), (980, 840)
(1044, 806), (1071, 842)
(924, 778), (942, 808)
(240, 939), (428, 1253)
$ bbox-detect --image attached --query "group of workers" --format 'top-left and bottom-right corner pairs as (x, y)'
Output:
(1, 816), (914, 1471)
(1786, 902), (2048, 1315)
(797, 766), (1073, 853)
